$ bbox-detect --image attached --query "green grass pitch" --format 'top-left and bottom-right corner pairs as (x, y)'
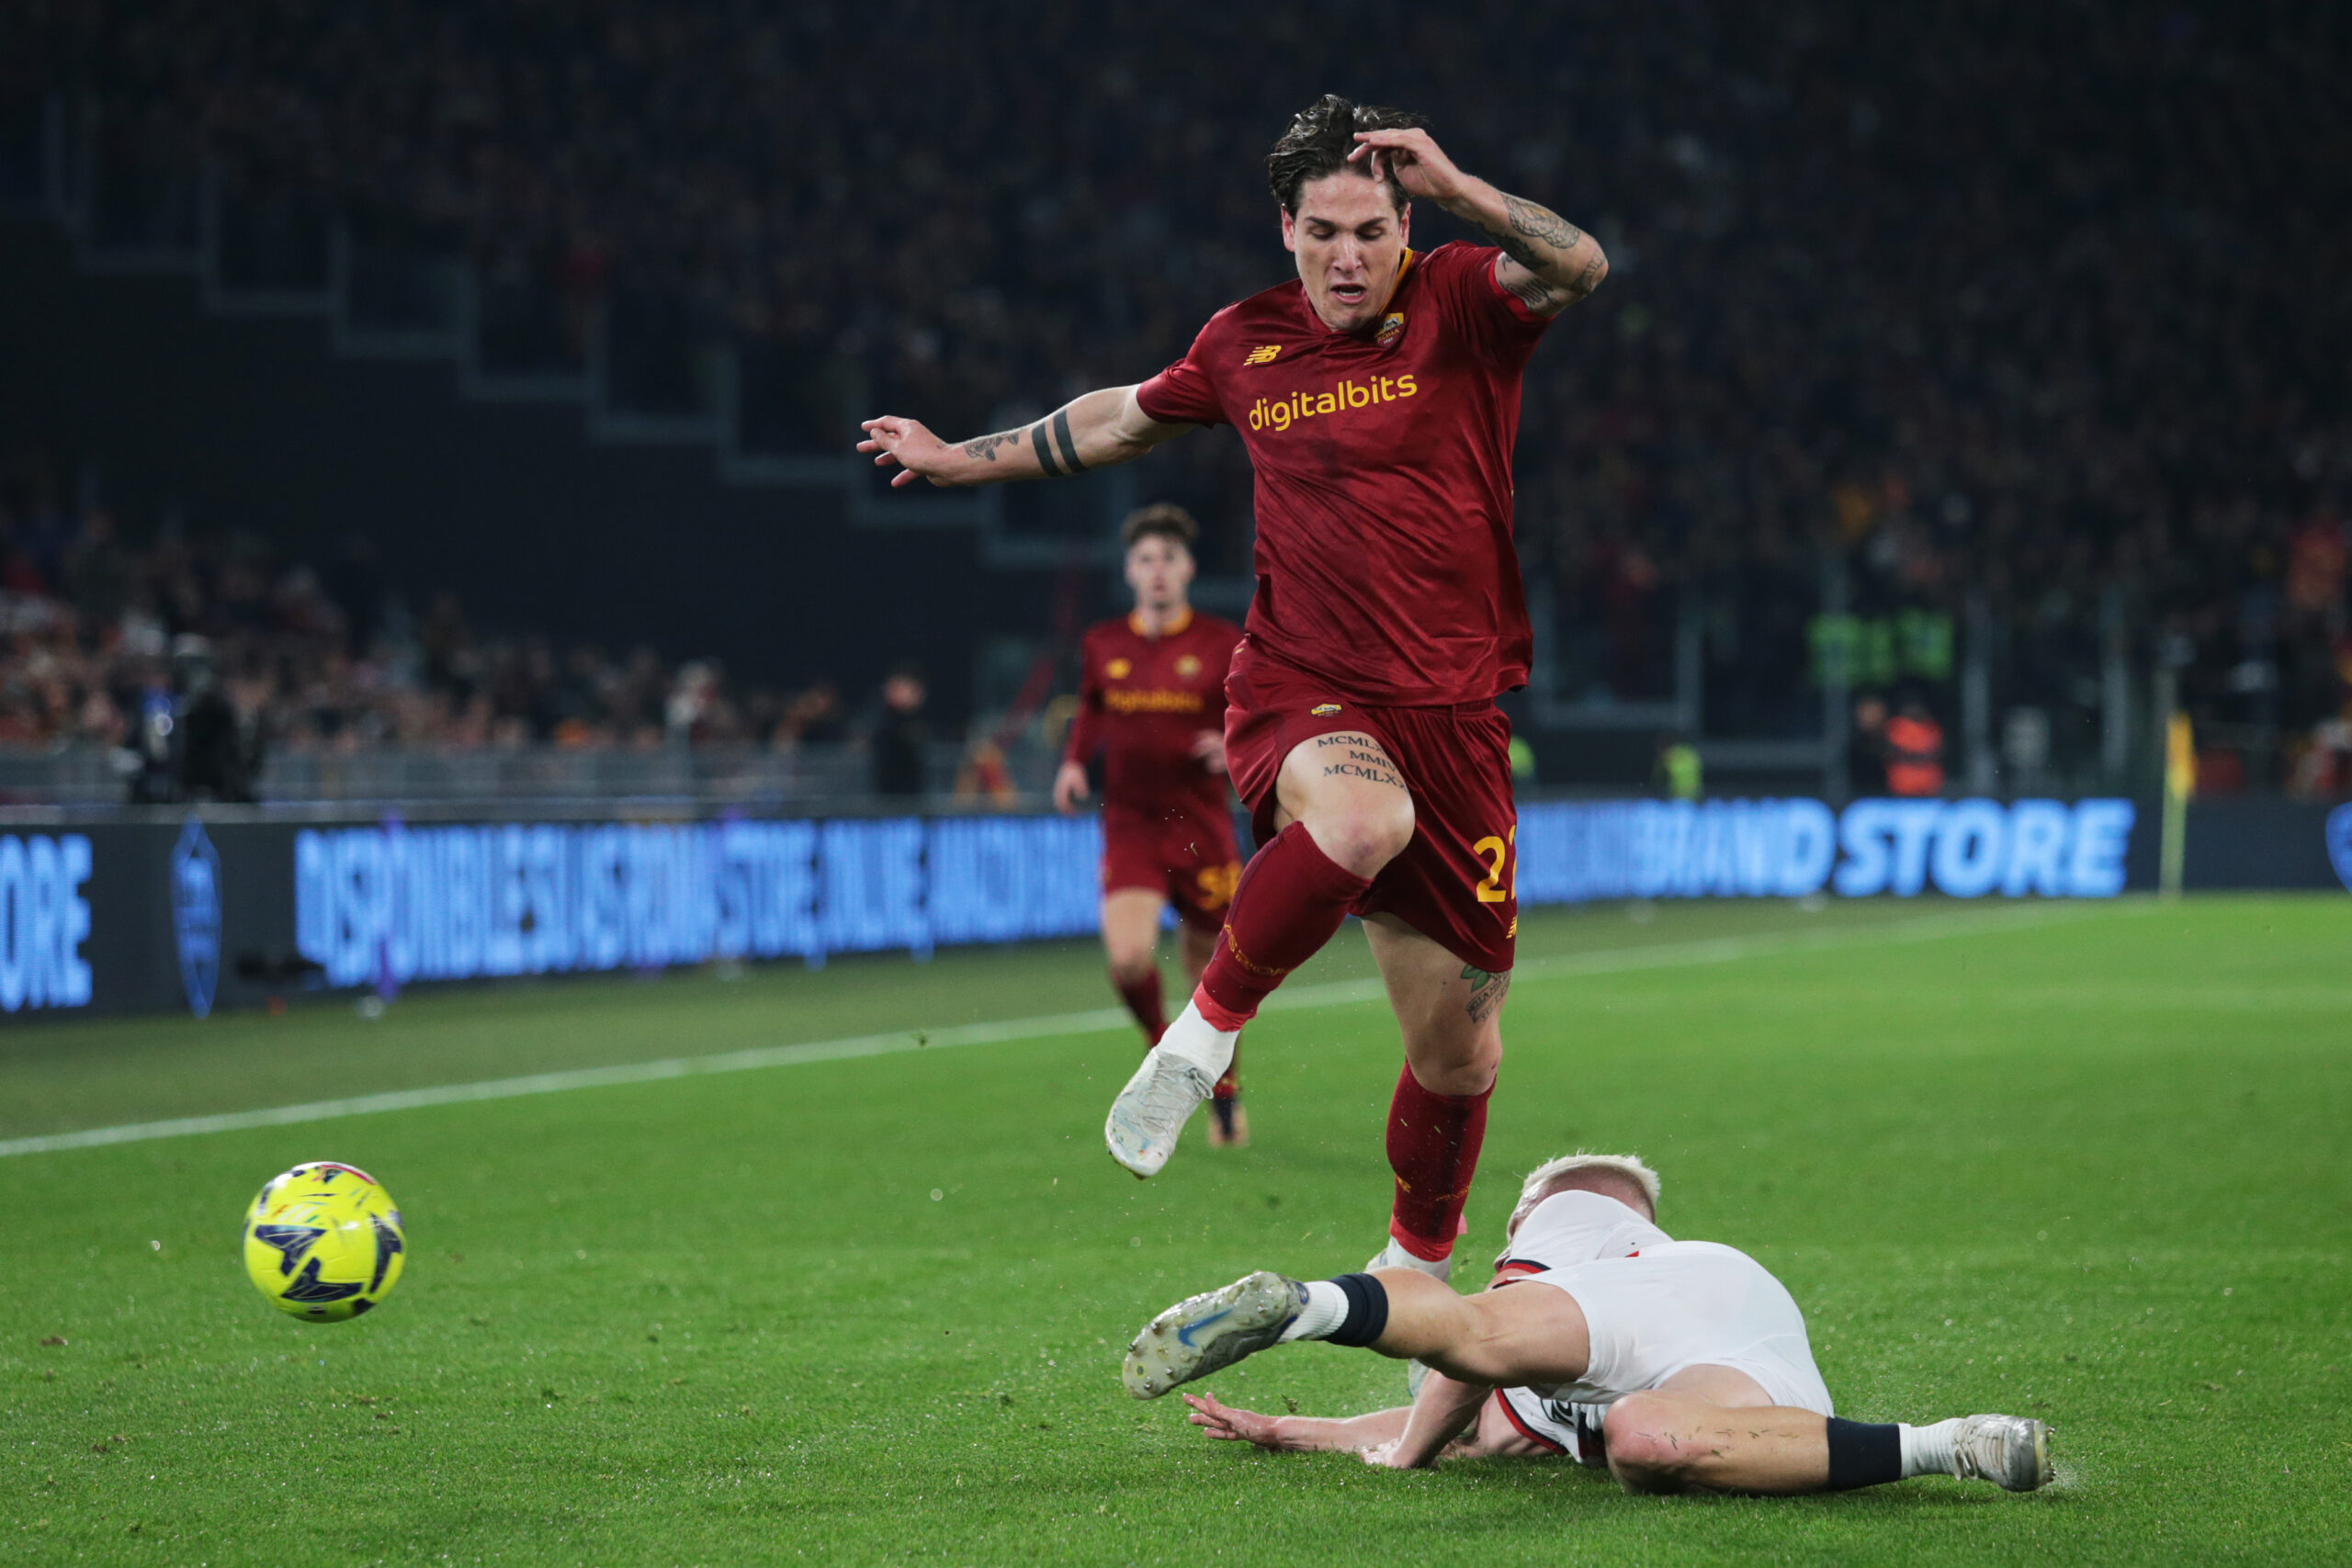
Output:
(1, 895), (2346, 1564)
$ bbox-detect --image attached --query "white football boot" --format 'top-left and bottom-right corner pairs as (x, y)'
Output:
(1364, 1237), (1452, 1396)
(1123, 1270), (1304, 1399)
(1950, 1414), (2054, 1491)
(1104, 1048), (1216, 1179)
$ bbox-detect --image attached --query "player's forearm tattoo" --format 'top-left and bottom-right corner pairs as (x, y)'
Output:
(1052, 409), (1086, 475)
(1462, 965), (1511, 1024)
(962, 431), (1021, 463)
(1028, 406), (1089, 479)
(1479, 192), (1601, 301)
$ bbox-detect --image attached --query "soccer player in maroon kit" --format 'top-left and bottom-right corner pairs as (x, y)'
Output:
(859, 95), (1606, 1292)
(1055, 503), (1250, 1146)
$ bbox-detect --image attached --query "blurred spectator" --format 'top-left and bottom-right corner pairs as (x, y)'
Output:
(775, 680), (847, 749)
(1654, 734), (1702, 801)
(1884, 698), (1946, 798)
(955, 736), (1019, 805)
(870, 664), (930, 798)
(1847, 695), (1890, 796)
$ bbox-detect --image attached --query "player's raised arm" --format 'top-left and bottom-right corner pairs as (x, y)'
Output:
(856, 385), (1193, 490)
(1347, 127), (1607, 317)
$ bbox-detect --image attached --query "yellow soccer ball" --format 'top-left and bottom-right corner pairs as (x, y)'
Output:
(243, 1162), (407, 1322)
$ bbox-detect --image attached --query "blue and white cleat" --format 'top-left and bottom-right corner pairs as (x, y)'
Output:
(1104, 1048), (1216, 1179)
(1951, 1414), (2053, 1492)
(1123, 1270), (1304, 1399)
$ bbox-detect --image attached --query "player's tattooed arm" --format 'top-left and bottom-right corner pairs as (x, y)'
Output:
(959, 430), (1022, 464)
(1344, 126), (1607, 318)
(1469, 190), (1607, 315)
(1462, 964), (1512, 1025)
(859, 385), (1194, 489)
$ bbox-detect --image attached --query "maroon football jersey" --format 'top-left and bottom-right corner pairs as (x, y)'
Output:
(1135, 242), (1552, 706)
(1063, 609), (1242, 819)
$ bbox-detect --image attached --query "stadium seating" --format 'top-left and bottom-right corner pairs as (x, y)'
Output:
(0, 3), (2345, 795)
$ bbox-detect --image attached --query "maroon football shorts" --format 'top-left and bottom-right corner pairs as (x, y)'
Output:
(1223, 646), (1519, 974)
(1099, 802), (1243, 934)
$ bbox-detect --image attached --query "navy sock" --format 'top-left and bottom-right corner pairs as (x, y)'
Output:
(1825, 1418), (1904, 1489)
(1325, 1273), (1389, 1348)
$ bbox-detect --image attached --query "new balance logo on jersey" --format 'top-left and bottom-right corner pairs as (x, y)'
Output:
(1247, 376), (1419, 433)
(1242, 344), (1283, 366)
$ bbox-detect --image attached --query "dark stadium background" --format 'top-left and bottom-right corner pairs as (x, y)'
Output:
(0, 1), (2344, 802)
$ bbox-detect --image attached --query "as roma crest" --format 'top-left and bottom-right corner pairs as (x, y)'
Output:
(1375, 311), (1406, 348)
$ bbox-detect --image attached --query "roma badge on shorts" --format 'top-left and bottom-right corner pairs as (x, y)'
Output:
(1376, 311), (1406, 348)
(1311, 702), (1342, 716)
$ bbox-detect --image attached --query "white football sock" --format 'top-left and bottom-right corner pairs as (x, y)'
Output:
(1899, 1418), (1961, 1478)
(1155, 999), (1239, 1081)
(1277, 1280), (1349, 1342)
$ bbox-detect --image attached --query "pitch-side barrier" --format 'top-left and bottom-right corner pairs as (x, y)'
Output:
(0, 795), (2341, 1021)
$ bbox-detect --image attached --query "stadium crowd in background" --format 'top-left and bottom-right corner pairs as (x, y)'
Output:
(3, 2), (2349, 788)
(0, 439), (870, 765)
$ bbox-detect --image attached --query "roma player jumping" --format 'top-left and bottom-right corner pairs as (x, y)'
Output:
(858, 95), (1605, 1287)
(1055, 503), (1249, 1146)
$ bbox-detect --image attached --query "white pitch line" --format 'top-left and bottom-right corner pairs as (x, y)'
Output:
(0, 902), (2099, 1160)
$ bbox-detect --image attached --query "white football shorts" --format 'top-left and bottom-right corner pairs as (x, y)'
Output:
(1504, 1221), (1834, 1416)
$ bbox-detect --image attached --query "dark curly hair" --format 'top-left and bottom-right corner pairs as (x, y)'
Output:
(1267, 94), (1428, 215)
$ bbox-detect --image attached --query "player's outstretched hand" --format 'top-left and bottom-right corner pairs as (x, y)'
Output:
(1347, 127), (1465, 206)
(1182, 1392), (1291, 1450)
(856, 415), (959, 489)
(1052, 759), (1090, 813)
(1359, 1438), (1422, 1470)
(1189, 729), (1227, 775)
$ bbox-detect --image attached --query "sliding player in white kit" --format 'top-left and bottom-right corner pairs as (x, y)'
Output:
(1124, 1154), (2052, 1495)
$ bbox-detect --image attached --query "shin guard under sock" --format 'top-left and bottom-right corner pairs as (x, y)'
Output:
(1195, 825), (1370, 1026)
(1385, 1063), (1491, 1261)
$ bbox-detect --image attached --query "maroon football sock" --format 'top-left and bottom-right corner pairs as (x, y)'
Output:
(1385, 1062), (1492, 1261)
(1194, 824), (1371, 1026)
(1111, 967), (1167, 1045)
(1212, 1036), (1241, 1100)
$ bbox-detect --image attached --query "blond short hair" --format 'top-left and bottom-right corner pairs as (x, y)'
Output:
(1507, 1152), (1663, 1236)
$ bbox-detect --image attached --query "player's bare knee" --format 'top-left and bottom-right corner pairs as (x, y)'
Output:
(1602, 1395), (1696, 1492)
(1308, 793), (1414, 878)
(1107, 951), (1157, 987)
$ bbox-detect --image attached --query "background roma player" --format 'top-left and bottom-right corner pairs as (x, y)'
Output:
(859, 94), (1605, 1295)
(1055, 503), (1249, 1146)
